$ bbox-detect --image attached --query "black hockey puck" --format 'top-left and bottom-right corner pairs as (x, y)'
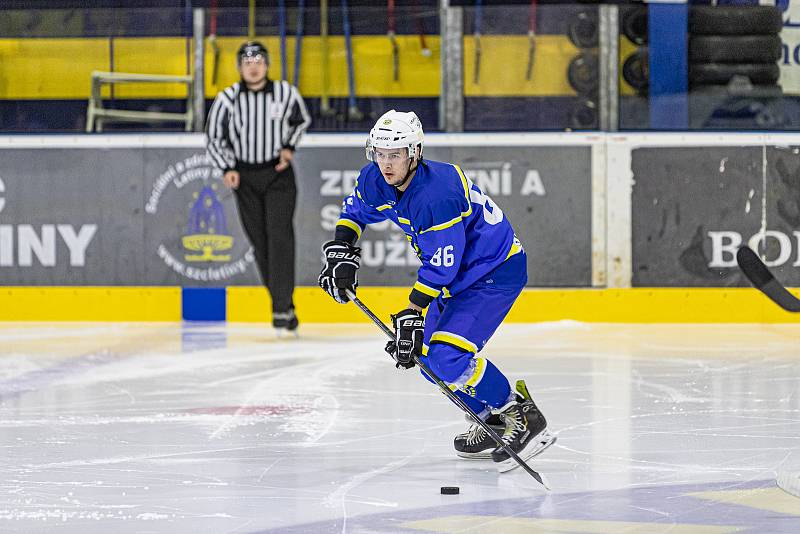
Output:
(440, 486), (459, 495)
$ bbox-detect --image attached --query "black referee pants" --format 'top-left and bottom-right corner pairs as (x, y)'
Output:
(234, 161), (296, 316)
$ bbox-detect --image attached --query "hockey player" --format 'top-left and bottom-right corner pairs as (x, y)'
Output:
(318, 110), (555, 469)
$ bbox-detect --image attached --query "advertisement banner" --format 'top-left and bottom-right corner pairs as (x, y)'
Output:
(305, 145), (593, 288)
(0, 148), (138, 285)
(781, 1), (800, 95)
(632, 145), (800, 286)
(142, 149), (258, 286)
(0, 143), (592, 287)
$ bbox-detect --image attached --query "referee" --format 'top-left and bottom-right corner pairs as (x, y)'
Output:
(206, 41), (311, 334)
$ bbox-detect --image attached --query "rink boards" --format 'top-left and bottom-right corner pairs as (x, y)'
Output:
(2, 286), (800, 323)
(1, 132), (800, 322)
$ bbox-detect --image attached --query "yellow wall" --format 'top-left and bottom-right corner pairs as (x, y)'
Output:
(0, 38), (109, 99)
(0, 287), (180, 321)
(276, 287), (800, 324)
(462, 35), (578, 97)
(0, 35), (584, 100)
(1, 286), (797, 323)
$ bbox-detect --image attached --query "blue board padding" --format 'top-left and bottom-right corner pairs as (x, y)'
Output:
(182, 287), (226, 321)
(649, 3), (689, 129)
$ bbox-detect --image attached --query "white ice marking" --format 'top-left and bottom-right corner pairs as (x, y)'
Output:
(323, 456), (408, 533)
(632, 372), (711, 404)
(257, 459), (281, 483)
(209, 342), (372, 440)
(137, 512), (169, 520)
(24, 445), (265, 469)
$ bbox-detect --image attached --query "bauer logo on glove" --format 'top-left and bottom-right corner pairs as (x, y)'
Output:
(318, 240), (361, 304)
(326, 250), (360, 262)
(400, 318), (424, 328)
(387, 308), (425, 369)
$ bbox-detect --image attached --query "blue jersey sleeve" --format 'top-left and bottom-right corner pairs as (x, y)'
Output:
(409, 198), (469, 308)
(336, 182), (387, 242)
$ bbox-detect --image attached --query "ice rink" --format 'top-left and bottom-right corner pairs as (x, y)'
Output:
(1, 320), (799, 533)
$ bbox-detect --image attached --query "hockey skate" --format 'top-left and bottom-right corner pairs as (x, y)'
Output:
(273, 309), (299, 338)
(453, 413), (505, 459)
(491, 380), (556, 473)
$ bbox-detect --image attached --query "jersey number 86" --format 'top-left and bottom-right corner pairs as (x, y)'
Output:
(431, 245), (455, 267)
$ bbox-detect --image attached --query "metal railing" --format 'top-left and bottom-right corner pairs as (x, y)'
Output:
(85, 71), (194, 133)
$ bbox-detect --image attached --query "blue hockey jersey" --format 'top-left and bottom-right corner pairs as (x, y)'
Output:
(337, 159), (523, 308)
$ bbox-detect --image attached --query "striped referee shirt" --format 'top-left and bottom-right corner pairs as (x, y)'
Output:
(205, 79), (311, 171)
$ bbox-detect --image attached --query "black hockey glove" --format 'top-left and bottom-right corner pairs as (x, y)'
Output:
(384, 308), (424, 370)
(319, 240), (361, 304)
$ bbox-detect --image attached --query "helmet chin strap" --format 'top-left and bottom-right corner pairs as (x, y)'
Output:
(393, 158), (418, 190)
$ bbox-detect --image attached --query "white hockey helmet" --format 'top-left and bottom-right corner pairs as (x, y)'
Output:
(365, 110), (424, 163)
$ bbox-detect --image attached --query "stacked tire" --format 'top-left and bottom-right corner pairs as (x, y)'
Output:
(617, 4), (650, 129)
(566, 7), (599, 129)
(621, 5), (648, 97)
(689, 5), (784, 128)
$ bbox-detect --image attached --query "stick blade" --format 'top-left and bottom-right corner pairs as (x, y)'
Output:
(736, 246), (774, 289)
(737, 246), (800, 312)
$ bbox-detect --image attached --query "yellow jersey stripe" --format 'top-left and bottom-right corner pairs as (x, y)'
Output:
(453, 164), (470, 201)
(413, 281), (441, 297)
(504, 235), (524, 261)
(453, 165), (474, 218)
(376, 204), (392, 211)
(430, 331), (478, 353)
(398, 216), (411, 224)
(465, 357), (487, 388)
(504, 242), (522, 260)
(417, 164), (474, 234)
(336, 218), (363, 239)
(419, 214), (463, 234)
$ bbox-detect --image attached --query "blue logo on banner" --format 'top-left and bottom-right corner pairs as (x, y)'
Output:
(182, 185), (234, 262)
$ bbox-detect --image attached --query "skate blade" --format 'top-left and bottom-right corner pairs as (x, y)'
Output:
(456, 450), (495, 460)
(497, 429), (557, 473)
(274, 328), (299, 339)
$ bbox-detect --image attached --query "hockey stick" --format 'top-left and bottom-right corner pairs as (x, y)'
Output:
(473, 0), (482, 85)
(294, 0), (305, 87)
(278, 0), (287, 81)
(319, 0), (336, 118)
(525, 0), (537, 81)
(209, 0), (220, 85)
(388, 0), (399, 81)
(248, 0), (256, 39)
(185, 0), (192, 76)
(414, 0), (431, 58)
(342, 0), (364, 121)
(344, 289), (550, 490)
(737, 245), (800, 312)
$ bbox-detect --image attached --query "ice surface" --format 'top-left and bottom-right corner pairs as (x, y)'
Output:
(0, 321), (798, 533)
